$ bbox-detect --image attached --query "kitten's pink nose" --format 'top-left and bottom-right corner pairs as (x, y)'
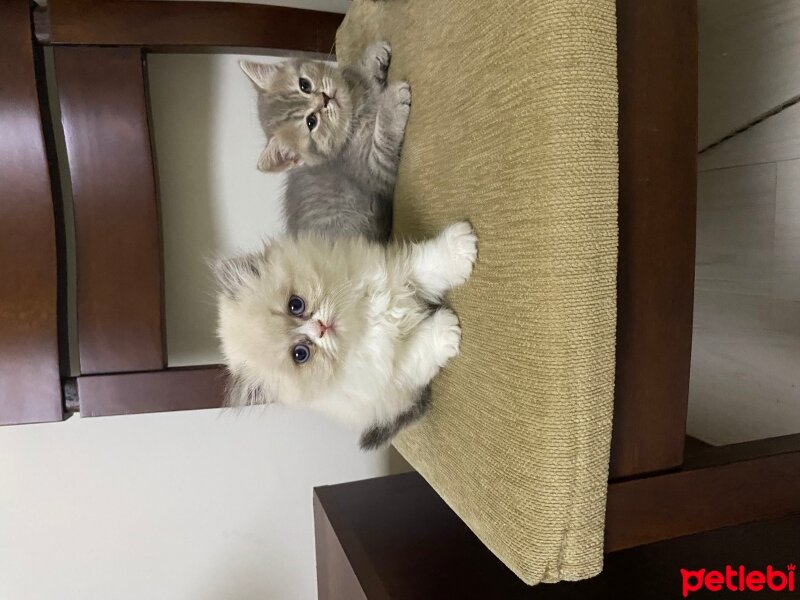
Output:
(322, 92), (331, 108)
(316, 320), (330, 337)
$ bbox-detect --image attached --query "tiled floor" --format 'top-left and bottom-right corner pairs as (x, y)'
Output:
(691, 4), (800, 443)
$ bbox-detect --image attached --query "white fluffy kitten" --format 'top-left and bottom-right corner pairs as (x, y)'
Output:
(216, 222), (477, 449)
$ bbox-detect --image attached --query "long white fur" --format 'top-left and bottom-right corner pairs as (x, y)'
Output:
(217, 222), (477, 434)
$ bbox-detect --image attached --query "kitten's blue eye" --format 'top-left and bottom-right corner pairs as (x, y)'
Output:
(288, 295), (305, 316)
(299, 77), (312, 93)
(306, 114), (318, 131)
(292, 343), (310, 364)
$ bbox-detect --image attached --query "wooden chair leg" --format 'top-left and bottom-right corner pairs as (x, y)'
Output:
(0, 0), (63, 425)
(611, 0), (698, 479)
(55, 46), (166, 375)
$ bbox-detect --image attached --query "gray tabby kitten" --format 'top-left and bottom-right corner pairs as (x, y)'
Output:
(240, 42), (410, 241)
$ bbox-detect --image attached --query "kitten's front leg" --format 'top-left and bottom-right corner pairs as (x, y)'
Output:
(360, 41), (391, 87)
(368, 81), (411, 190)
(410, 222), (478, 303)
(396, 308), (462, 390)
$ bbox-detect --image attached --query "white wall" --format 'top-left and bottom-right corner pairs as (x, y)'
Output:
(0, 409), (398, 600)
(0, 3), (412, 599)
(152, 52), (289, 367)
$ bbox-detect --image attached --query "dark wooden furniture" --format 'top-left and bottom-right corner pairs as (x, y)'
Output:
(2, 0), (345, 423)
(1, 0), (798, 594)
(0, 0), (63, 426)
(56, 46), (166, 374)
(36, 0), (343, 53)
(315, 472), (800, 600)
(69, 366), (225, 417)
(611, 0), (698, 479)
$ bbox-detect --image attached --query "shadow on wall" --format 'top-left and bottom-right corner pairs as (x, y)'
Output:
(148, 53), (219, 367)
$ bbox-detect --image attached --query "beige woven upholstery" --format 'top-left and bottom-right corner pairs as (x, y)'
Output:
(337, 0), (618, 584)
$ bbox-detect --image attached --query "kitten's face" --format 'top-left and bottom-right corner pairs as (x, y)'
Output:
(216, 236), (367, 407)
(241, 59), (354, 172)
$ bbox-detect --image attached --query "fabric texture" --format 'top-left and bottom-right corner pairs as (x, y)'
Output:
(337, 0), (618, 585)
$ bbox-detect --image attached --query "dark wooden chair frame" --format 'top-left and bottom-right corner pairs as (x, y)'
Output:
(2, 0), (798, 576)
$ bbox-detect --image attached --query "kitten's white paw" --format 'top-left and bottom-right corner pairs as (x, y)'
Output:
(431, 308), (461, 366)
(440, 221), (477, 287)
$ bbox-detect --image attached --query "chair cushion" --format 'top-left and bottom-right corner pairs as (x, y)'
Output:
(337, 0), (618, 584)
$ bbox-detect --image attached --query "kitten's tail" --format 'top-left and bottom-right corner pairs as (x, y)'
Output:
(358, 385), (431, 450)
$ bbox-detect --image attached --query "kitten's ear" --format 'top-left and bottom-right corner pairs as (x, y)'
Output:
(239, 60), (278, 91)
(214, 252), (262, 298)
(258, 137), (304, 172)
(225, 372), (274, 407)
